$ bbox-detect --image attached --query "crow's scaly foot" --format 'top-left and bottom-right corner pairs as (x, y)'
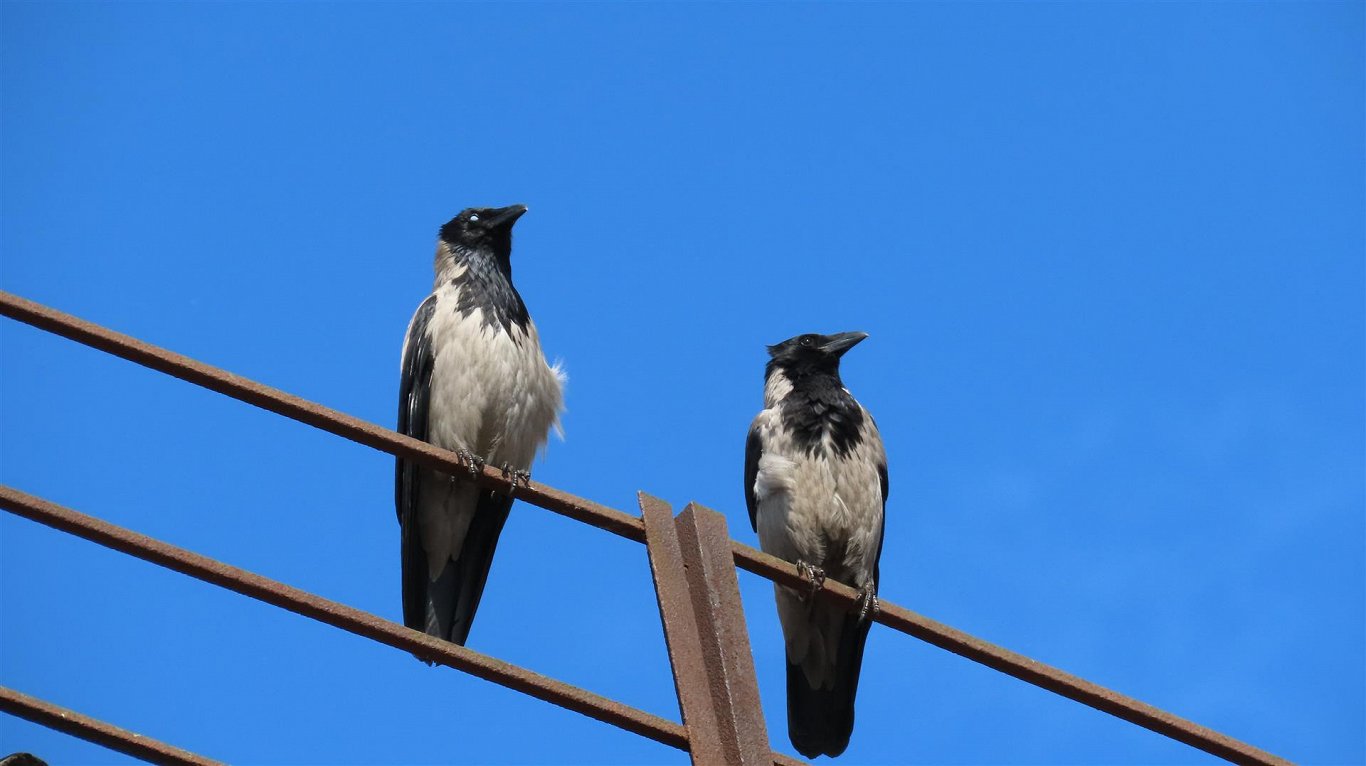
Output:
(795, 560), (827, 603)
(456, 449), (485, 479)
(856, 583), (880, 623)
(499, 463), (530, 496)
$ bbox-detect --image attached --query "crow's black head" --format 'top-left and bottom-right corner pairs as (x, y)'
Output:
(766, 331), (868, 379)
(438, 204), (527, 265)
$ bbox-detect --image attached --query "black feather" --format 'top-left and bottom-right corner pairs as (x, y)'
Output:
(395, 292), (520, 650)
(447, 250), (530, 337)
(757, 334), (889, 757)
(785, 440), (889, 757)
(396, 294), (437, 634)
(878, 460), (889, 505)
(786, 611), (874, 759)
(779, 378), (865, 458)
(439, 209), (530, 337)
(744, 424), (762, 531)
(441, 490), (514, 646)
(762, 334), (867, 459)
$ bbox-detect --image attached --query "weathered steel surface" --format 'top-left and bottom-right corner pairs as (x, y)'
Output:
(728, 541), (1292, 766)
(640, 493), (729, 765)
(0, 685), (224, 766)
(0, 486), (687, 753)
(674, 503), (773, 766)
(0, 291), (645, 543)
(0, 289), (1292, 766)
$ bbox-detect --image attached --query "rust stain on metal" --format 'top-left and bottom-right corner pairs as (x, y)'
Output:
(674, 503), (773, 766)
(0, 291), (645, 544)
(0, 486), (686, 753)
(727, 541), (1292, 766)
(639, 492), (728, 765)
(0, 290), (1292, 766)
(0, 685), (224, 766)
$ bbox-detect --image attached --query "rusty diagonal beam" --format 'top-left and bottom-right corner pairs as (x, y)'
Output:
(727, 545), (1291, 766)
(0, 290), (1292, 766)
(0, 486), (689, 755)
(2, 486), (806, 766)
(641, 494), (788, 766)
(0, 685), (224, 766)
(0, 291), (645, 543)
(673, 502), (774, 765)
(640, 492), (730, 764)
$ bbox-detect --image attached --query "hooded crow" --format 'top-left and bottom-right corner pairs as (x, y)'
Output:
(745, 331), (887, 758)
(396, 204), (564, 648)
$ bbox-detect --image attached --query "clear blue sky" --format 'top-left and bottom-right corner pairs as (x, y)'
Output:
(2, 2), (1361, 764)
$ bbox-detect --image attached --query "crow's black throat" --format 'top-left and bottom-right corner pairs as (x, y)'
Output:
(778, 372), (865, 458)
(446, 245), (530, 337)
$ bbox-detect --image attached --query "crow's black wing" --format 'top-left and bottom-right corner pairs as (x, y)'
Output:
(396, 294), (437, 633)
(874, 457), (888, 583)
(744, 421), (762, 532)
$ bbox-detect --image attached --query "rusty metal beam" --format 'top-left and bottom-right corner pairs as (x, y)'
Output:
(673, 503), (774, 766)
(727, 542), (1291, 766)
(640, 493), (729, 766)
(642, 495), (801, 766)
(0, 485), (687, 754)
(0, 290), (1290, 766)
(0, 685), (224, 766)
(0, 291), (645, 544)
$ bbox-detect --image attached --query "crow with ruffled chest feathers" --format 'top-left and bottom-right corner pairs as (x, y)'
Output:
(745, 331), (888, 759)
(395, 204), (564, 650)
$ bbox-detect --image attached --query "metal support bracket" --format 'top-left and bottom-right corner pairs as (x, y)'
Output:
(640, 493), (777, 766)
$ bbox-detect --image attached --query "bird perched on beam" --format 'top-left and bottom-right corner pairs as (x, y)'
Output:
(744, 331), (887, 759)
(396, 204), (564, 648)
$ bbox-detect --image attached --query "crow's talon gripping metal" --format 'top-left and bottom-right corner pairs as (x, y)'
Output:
(457, 449), (484, 479)
(796, 560), (826, 602)
(499, 463), (529, 496)
(857, 584), (880, 623)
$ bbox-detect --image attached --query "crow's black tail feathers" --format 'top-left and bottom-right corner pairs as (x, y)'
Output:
(402, 489), (513, 659)
(443, 490), (513, 646)
(786, 611), (873, 759)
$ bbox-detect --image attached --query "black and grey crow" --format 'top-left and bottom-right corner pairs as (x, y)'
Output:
(745, 331), (887, 759)
(396, 204), (564, 648)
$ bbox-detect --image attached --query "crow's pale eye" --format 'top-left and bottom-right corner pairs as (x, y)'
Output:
(468, 214), (480, 222)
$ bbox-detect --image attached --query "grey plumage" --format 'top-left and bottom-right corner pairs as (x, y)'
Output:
(745, 331), (887, 759)
(396, 204), (563, 648)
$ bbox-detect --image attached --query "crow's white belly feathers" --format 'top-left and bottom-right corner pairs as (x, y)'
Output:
(410, 282), (564, 578)
(750, 405), (884, 689)
(751, 408), (883, 588)
(423, 284), (563, 468)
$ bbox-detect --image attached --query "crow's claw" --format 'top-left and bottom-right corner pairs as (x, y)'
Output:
(795, 560), (826, 602)
(498, 463), (530, 496)
(456, 449), (484, 479)
(856, 584), (880, 623)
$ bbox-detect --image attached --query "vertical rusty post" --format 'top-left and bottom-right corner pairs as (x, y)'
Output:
(639, 492), (726, 765)
(674, 502), (774, 766)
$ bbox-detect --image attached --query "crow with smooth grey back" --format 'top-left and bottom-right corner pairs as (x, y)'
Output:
(745, 331), (887, 759)
(396, 205), (564, 650)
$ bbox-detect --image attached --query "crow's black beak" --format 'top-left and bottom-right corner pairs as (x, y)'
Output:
(821, 331), (869, 356)
(485, 204), (528, 229)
